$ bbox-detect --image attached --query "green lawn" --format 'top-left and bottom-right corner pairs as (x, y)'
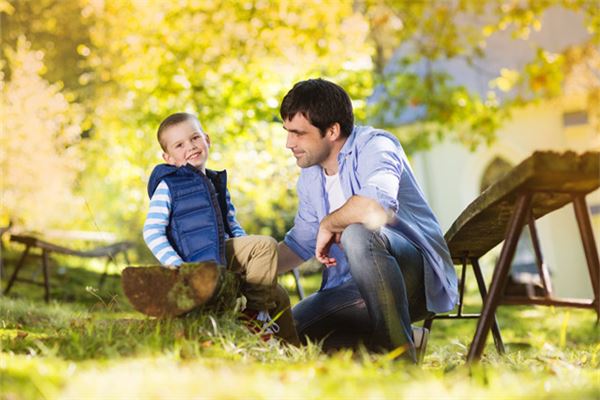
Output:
(1, 255), (599, 399)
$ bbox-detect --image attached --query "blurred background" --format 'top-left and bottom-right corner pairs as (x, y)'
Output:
(1, 0), (598, 297)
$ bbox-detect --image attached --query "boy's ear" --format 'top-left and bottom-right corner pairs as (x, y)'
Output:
(162, 152), (173, 164)
(204, 133), (211, 147)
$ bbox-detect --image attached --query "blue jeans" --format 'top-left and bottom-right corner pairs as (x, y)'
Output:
(292, 224), (429, 362)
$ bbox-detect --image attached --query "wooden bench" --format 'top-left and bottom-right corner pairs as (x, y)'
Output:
(3, 232), (134, 302)
(425, 151), (599, 362)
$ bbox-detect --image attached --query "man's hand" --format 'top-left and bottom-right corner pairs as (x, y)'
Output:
(315, 195), (387, 267)
(315, 224), (340, 267)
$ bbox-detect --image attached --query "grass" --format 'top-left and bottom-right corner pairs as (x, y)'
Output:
(1, 250), (599, 399)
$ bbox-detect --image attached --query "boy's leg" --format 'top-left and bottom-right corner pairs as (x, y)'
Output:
(225, 235), (278, 310)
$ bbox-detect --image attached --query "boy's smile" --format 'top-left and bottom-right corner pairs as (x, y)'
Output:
(161, 119), (210, 172)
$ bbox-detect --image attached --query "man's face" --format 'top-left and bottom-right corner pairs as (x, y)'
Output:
(284, 113), (332, 169)
(161, 119), (210, 170)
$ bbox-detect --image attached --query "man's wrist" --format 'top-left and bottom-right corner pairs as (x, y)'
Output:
(320, 214), (335, 232)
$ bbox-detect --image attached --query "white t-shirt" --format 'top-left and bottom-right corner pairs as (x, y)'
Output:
(324, 172), (346, 212)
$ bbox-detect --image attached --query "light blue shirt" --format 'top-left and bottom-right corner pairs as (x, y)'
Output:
(284, 125), (458, 313)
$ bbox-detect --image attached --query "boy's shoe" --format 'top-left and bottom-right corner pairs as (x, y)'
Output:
(240, 309), (280, 341)
(122, 262), (221, 318)
(412, 326), (430, 364)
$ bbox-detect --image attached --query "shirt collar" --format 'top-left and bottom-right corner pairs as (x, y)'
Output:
(337, 125), (358, 160)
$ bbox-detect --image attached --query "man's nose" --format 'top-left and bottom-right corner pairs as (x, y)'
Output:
(285, 133), (295, 149)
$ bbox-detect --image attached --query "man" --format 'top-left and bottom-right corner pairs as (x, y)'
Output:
(277, 78), (458, 362)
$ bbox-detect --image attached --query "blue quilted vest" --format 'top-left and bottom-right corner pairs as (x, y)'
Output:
(147, 164), (235, 265)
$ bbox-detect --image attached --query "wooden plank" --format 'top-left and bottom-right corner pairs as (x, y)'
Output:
(10, 234), (134, 258)
(42, 230), (118, 242)
(445, 151), (600, 260)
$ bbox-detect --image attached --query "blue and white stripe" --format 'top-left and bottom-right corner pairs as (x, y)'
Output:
(143, 180), (183, 266)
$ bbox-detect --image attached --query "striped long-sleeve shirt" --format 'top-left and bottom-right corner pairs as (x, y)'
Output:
(143, 181), (184, 266)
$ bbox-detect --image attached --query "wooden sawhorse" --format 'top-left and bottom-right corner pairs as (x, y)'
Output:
(428, 151), (599, 362)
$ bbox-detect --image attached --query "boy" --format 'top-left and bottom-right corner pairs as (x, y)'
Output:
(142, 112), (281, 337)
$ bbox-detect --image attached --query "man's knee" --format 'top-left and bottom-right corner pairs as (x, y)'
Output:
(255, 235), (277, 250)
(340, 224), (382, 257)
(340, 223), (369, 247)
(249, 235), (278, 258)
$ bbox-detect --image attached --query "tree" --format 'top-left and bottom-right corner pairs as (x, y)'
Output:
(2, 0), (597, 245)
(77, 0), (375, 243)
(360, 0), (600, 152)
(0, 38), (83, 229)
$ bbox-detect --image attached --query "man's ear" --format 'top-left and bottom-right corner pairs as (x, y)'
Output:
(327, 123), (341, 141)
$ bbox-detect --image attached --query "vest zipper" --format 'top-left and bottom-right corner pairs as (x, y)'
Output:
(198, 170), (227, 265)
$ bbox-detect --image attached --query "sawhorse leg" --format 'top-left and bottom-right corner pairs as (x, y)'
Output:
(99, 250), (132, 288)
(4, 245), (31, 295)
(291, 267), (305, 300)
(42, 250), (51, 303)
(471, 258), (505, 354)
(98, 256), (112, 288)
(422, 257), (505, 355)
(573, 195), (600, 321)
(467, 193), (532, 362)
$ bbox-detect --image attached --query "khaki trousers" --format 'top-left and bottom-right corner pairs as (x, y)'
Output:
(225, 235), (278, 310)
(271, 283), (301, 346)
(224, 235), (300, 345)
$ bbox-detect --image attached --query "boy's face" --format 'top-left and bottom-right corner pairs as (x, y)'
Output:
(161, 119), (210, 171)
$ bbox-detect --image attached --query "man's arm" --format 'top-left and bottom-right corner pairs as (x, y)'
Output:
(321, 195), (389, 232)
(315, 195), (390, 265)
(277, 242), (304, 274)
(316, 134), (403, 265)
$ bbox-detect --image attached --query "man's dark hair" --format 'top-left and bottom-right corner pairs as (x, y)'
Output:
(280, 78), (354, 138)
(157, 112), (202, 151)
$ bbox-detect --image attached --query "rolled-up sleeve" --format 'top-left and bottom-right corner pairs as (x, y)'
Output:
(283, 175), (319, 261)
(355, 135), (403, 213)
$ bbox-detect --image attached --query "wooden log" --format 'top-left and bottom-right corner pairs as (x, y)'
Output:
(121, 262), (240, 318)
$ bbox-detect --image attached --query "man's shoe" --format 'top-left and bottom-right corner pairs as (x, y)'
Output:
(412, 326), (430, 364)
(122, 262), (221, 318)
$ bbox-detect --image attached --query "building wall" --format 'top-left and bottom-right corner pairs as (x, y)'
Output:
(411, 97), (599, 298)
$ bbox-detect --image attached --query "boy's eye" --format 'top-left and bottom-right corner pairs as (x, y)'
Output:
(175, 143), (183, 148)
